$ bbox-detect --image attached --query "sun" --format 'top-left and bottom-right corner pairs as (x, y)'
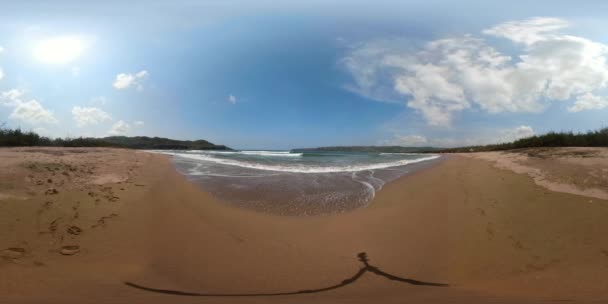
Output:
(33, 36), (88, 65)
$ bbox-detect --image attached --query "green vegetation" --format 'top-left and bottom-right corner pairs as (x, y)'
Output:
(3, 124), (607, 152)
(294, 128), (608, 154)
(0, 125), (230, 150)
(437, 128), (608, 153)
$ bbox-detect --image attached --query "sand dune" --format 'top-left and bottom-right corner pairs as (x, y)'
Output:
(1, 147), (607, 303)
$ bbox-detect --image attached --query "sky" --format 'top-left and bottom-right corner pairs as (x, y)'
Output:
(1, 0), (608, 149)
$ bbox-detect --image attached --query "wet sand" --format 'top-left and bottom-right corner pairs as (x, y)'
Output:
(1, 147), (607, 303)
(174, 156), (442, 216)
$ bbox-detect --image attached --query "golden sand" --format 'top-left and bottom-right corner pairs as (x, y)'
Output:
(1, 147), (607, 303)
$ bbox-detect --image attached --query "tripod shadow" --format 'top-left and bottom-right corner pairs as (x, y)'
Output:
(124, 252), (448, 297)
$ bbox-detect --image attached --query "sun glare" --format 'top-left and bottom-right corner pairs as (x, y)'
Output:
(33, 36), (87, 65)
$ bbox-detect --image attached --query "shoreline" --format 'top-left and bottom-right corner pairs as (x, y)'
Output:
(168, 152), (446, 216)
(1, 147), (608, 303)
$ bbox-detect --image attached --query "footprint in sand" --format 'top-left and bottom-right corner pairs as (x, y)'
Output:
(48, 217), (61, 233)
(486, 223), (495, 240)
(67, 225), (82, 235)
(45, 188), (58, 195)
(91, 214), (118, 228)
(508, 236), (524, 250)
(60, 245), (80, 256)
(1, 247), (26, 259)
(33, 260), (45, 267)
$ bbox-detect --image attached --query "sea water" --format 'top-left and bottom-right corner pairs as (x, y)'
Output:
(151, 150), (440, 215)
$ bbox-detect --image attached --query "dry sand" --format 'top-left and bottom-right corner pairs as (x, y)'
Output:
(466, 147), (608, 200)
(1, 147), (607, 303)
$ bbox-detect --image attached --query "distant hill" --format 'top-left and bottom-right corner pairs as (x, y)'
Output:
(0, 127), (231, 150)
(99, 136), (230, 150)
(292, 146), (439, 153)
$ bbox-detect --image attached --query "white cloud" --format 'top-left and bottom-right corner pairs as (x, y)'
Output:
(113, 74), (135, 89)
(112, 70), (148, 90)
(9, 99), (58, 124)
(482, 17), (570, 45)
(344, 17), (608, 126)
(109, 120), (130, 135)
(498, 125), (535, 143)
(228, 94), (237, 104)
(1, 89), (24, 106)
(2, 89), (57, 124)
(568, 93), (608, 112)
(133, 120), (144, 126)
(135, 70), (148, 78)
(72, 106), (112, 127)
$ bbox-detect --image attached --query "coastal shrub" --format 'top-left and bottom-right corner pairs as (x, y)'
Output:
(438, 127), (608, 152)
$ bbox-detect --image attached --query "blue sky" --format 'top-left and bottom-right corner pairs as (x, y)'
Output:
(1, 1), (608, 149)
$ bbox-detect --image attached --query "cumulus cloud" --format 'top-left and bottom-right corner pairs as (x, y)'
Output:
(133, 120), (144, 126)
(1, 89), (57, 124)
(568, 93), (608, 112)
(112, 70), (148, 90)
(108, 120), (130, 135)
(72, 106), (112, 127)
(344, 17), (608, 126)
(9, 100), (58, 124)
(228, 94), (237, 104)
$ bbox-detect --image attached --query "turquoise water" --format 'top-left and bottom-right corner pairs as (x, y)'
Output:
(153, 150), (440, 215)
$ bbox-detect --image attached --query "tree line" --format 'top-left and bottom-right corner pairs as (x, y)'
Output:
(437, 127), (608, 152)
(0, 125), (230, 150)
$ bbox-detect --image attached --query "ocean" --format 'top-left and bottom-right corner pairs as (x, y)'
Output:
(151, 150), (440, 215)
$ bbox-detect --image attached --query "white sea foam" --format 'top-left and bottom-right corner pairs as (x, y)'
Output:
(183, 150), (303, 157)
(380, 152), (420, 156)
(238, 151), (302, 157)
(155, 151), (440, 173)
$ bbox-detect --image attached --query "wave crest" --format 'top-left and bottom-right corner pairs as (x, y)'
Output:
(155, 151), (440, 173)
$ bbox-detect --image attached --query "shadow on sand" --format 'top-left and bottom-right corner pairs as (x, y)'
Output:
(124, 252), (448, 297)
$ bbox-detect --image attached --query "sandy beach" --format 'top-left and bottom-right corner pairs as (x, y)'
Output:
(1, 147), (608, 303)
